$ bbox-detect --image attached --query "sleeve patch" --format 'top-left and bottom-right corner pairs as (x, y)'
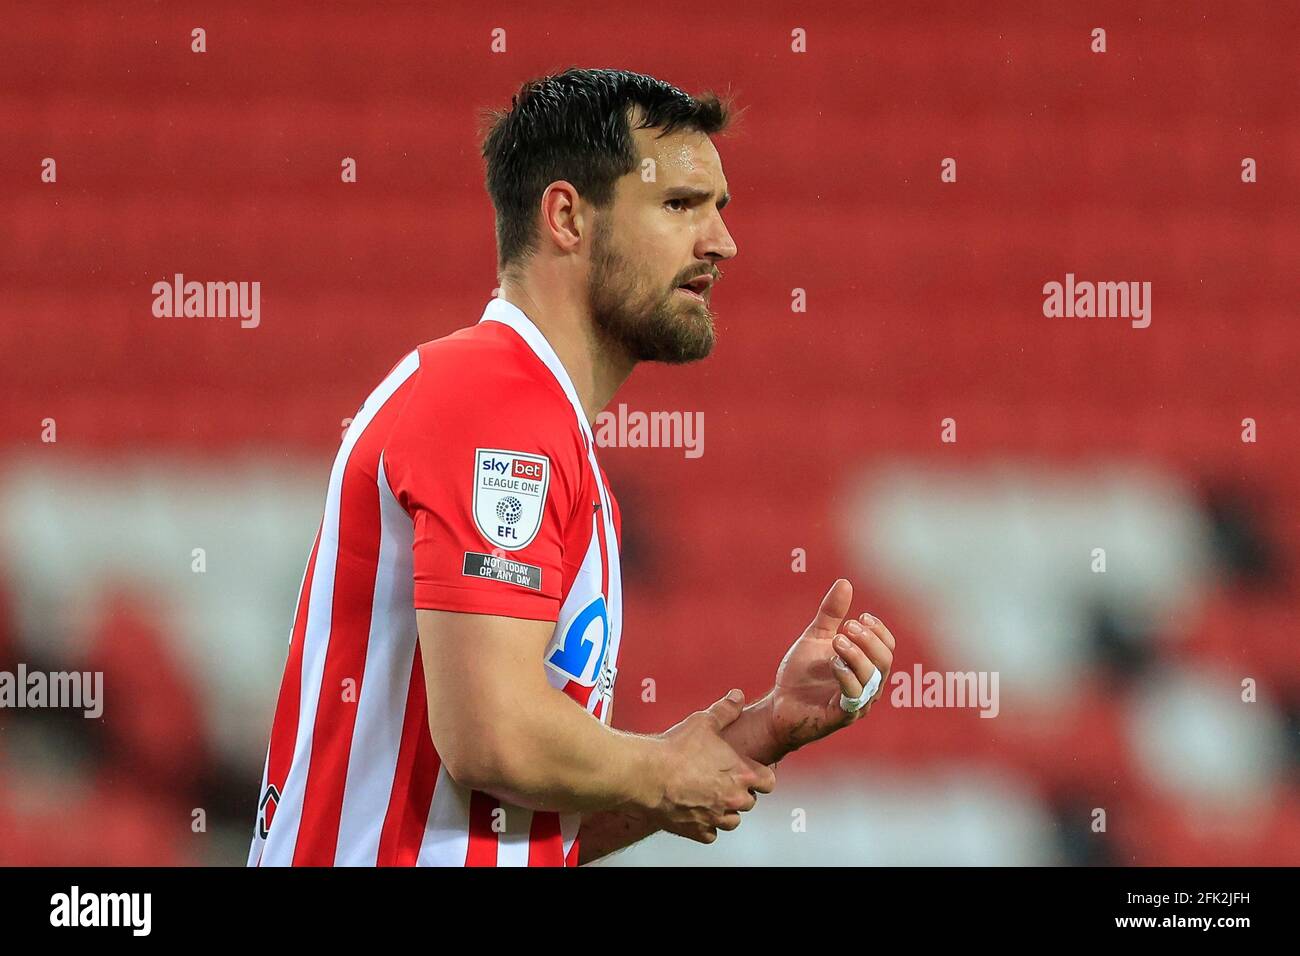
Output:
(472, 449), (550, 551)
(462, 551), (543, 591)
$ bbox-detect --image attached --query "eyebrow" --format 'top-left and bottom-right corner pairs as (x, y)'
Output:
(663, 184), (731, 210)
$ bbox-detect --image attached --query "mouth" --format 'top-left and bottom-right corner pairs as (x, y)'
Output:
(675, 274), (714, 303)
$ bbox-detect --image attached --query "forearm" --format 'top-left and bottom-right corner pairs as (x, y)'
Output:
(576, 690), (786, 865)
(465, 686), (665, 816)
(576, 807), (660, 865)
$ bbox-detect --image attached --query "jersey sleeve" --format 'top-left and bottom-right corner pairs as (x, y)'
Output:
(382, 362), (584, 622)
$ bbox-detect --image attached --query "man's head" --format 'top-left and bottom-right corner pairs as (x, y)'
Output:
(481, 68), (739, 364)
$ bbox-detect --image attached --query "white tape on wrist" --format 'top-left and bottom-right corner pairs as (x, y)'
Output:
(839, 666), (882, 714)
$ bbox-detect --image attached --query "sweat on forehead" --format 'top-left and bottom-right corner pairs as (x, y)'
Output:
(630, 126), (724, 182)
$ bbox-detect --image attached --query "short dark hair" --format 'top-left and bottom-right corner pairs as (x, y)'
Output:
(480, 67), (737, 275)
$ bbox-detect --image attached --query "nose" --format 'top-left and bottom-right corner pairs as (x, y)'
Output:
(698, 207), (738, 262)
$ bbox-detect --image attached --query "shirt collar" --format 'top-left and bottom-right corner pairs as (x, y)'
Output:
(479, 296), (593, 440)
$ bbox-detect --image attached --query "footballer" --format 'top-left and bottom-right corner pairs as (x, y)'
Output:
(249, 67), (897, 867)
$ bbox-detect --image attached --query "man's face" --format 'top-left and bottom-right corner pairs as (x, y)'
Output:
(587, 125), (737, 364)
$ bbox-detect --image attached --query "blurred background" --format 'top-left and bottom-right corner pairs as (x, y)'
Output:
(1, 1), (1298, 865)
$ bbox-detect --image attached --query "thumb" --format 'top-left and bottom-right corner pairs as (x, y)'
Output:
(703, 688), (747, 730)
(810, 578), (853, 632)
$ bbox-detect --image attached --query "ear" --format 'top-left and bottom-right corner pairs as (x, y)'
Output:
(539, 180), (584, 253)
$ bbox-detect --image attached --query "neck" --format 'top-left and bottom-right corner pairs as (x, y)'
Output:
(498, 279), (635, 427)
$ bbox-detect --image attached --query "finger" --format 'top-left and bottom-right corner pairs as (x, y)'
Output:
(741, 758), (777, 794)
(832, 635), (869, 697)
(844, 620), (894, 678)
(703, 688), (746, 731)
(843, 629), (892, 704)
(810, 578), (853, 632)
(859, 612), (896, 651)
(725, 789), (758, 813)
(716, 812), (743, 832)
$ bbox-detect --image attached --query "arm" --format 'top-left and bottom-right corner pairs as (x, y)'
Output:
(418, 608), (665, 813)
(417, 609), (773, 833)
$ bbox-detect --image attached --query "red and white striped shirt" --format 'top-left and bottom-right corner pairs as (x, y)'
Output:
(249, 297), (624, 866)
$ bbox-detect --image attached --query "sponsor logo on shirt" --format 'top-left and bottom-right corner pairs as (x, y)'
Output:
(545, 595), (609, 687)
(473, 449), (549, 550)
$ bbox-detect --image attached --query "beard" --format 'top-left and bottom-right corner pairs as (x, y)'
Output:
(587, 219), (716, 364)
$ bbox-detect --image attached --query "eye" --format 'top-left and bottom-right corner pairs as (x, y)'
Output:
(664, 197), (688, 212)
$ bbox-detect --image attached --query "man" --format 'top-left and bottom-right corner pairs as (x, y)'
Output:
(248, 67), (896, 867)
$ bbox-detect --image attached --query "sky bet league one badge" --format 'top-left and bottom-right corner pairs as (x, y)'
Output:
(473, 449), (550, 551)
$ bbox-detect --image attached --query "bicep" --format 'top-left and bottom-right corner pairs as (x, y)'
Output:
(415, 609), (554, 780)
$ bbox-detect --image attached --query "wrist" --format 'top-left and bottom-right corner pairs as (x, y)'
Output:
(750, 690), (789, 764)
(724, 690), (788, 766)
(628, 734), (672, 814)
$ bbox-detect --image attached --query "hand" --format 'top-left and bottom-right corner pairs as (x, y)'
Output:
(767, 579), (896, 755)
(647, 689), (778, 844)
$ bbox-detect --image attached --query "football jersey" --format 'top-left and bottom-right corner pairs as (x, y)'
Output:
(248, 296), (624, 866)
